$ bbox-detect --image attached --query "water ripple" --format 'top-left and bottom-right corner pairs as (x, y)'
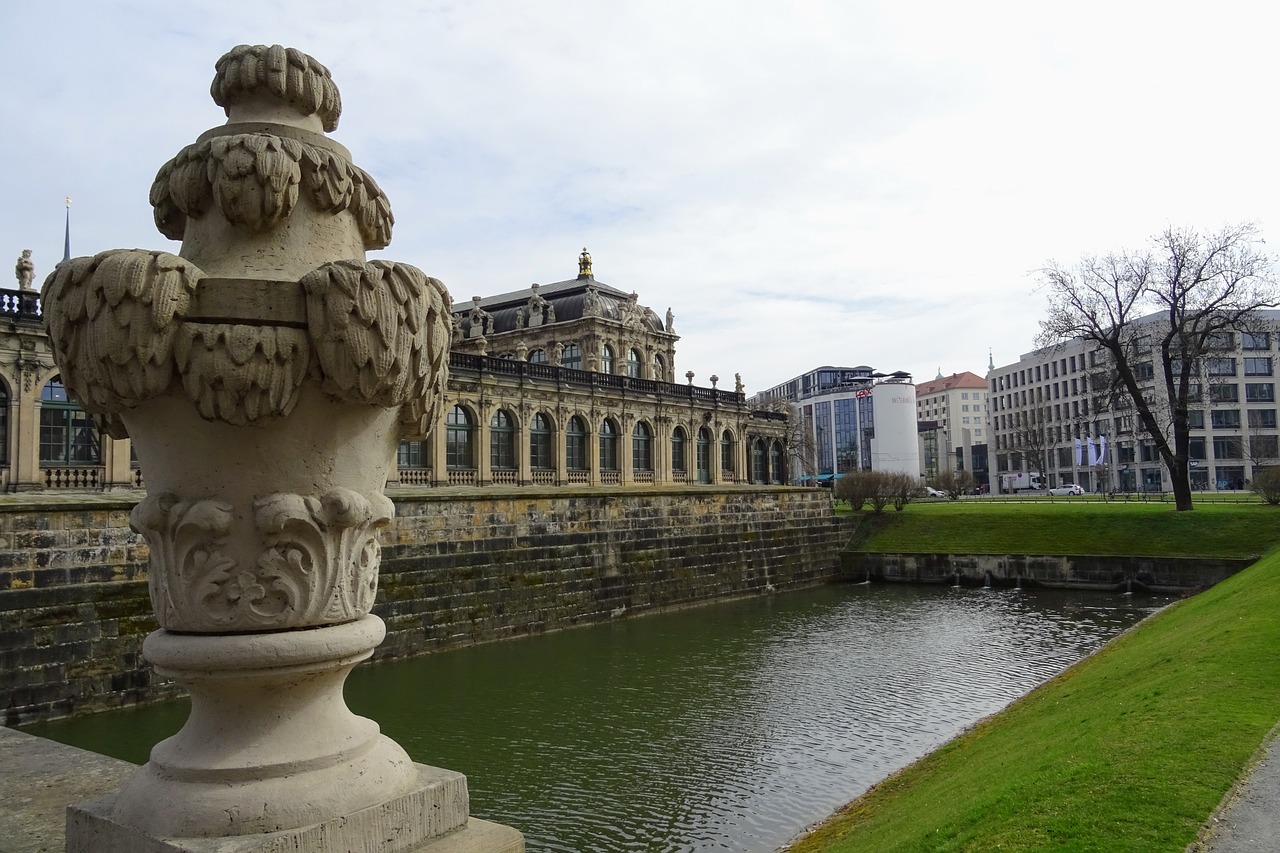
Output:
(21, 583), (1170, 853)
(349, 583), (1169, 852)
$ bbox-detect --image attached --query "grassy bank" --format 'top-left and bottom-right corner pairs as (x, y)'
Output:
(851, 501), (1280, 558)
(790, 514), (1280, 852)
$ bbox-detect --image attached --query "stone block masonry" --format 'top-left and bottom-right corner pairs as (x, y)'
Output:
(0, 487), (843, 725)
(842, 551), (1255, 591)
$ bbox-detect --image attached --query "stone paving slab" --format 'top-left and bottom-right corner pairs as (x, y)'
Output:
(0, 724), (136, 853)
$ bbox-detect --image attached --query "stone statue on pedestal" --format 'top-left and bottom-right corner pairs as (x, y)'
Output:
(43, 43), (522, 853)
(15, 249), (33, 290)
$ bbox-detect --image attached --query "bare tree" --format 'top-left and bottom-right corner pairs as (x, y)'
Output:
(764, 399), (818, 482)
(1009, 405), (1052, 483)
(933, 468), (975, 499)
(887, 471), (917, 511)
(1247, 418), (1279, 475)
(1251, 466), (1280, 505)
(1038, 224), (1278, 511)
(834, 469), (873, 510)
(836, 470), (913, 512)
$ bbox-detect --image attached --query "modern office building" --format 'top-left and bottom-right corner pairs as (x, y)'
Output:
(988, 310), (1280, 493)
(754, 365), (919, 481)
(914, 370), (988, 481)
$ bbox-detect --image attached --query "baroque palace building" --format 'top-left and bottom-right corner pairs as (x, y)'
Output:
(1, 248), (789, 491)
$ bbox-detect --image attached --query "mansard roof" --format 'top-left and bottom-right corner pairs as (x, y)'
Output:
(915, 371), (987, 397)
(454, 274), (667, 336)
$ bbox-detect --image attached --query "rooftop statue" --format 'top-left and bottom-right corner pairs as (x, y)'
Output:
(15, 249), (33, 290)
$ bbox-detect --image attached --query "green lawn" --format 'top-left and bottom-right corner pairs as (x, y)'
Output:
(790, 513), (1280, 852)
(848, 501), (1280, 558)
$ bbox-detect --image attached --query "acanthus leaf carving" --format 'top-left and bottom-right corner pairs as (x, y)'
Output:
(207, 134), (304, 232)
(131, 489), (393, 632)
(301, 259), (450, 439)
(131, 492), (236, 631)
(254, 489), (394, 624)
(41, 249), (203, 439)
(173, 323), (309, 425)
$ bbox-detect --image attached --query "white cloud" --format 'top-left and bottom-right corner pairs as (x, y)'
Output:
(4, 0), (1280, 396)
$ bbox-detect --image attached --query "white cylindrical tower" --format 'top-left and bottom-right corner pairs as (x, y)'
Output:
(870, 382), (921, 475)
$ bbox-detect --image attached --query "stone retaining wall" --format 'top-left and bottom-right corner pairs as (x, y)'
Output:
(842, 551), (1255, 591)
(0, 487), (843, 725)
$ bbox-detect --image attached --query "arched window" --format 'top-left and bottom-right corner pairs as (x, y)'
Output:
(528, 349), (547, 364)
(563, 343), (582, 371)
(632, 422), (652, 472)
(600, 419), (619, 471)
(671, 426), (687, 475)
(530, 413), (554, 470)
(771, 441), (785, 484)
(752, 439), (768, 484)
(490, 409), (516, 470)
(566, 416), (588, 471)
(696, 427), (712, 484)
(445, 405), (474, 468)
(40, 378), (99, 465)
(628, 348), (642, 378)
(721, 429), (735, 479)
(601, 344), (615, 375)
(652, 353), (665, 382)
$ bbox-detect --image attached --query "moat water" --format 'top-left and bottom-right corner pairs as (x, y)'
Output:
(23, 582), (1172, 852)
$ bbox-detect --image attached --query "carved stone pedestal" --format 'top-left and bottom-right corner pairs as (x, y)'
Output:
(43, 43), (522, 853)
(68, 788), (523, 853)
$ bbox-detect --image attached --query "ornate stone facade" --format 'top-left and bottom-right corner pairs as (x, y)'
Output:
(0, 257), (790, 492)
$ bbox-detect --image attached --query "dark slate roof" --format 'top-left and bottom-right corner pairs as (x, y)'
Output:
(454, 275), (665, 335)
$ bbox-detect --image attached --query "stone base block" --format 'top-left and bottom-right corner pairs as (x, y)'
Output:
(65, 763), (522, 853)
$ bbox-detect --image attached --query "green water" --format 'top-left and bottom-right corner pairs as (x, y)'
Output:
(22, 583), (1169, 852)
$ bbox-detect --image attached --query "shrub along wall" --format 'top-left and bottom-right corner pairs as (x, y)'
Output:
(0, 487), (843, 725)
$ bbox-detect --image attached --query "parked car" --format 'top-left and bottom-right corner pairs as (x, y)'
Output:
(924, 486), (947, 498)
(1048, 484), (1085, 496)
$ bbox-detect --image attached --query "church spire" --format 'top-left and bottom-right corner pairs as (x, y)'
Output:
(62, 197), (71, 264)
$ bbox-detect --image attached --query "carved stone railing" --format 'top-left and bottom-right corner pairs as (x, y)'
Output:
(531, 469), (555, 485)
(449, 352), (746, 406)
(42, 467), (103, 490)
(448, 468), (477, 486)
(398, 468), (432, 486)
(0, 287), (42, 321)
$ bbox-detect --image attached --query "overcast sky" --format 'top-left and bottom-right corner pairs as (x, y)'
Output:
(4, 1), (1279, 395)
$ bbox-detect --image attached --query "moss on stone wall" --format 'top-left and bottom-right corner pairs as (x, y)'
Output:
(1, 487), (842, 726)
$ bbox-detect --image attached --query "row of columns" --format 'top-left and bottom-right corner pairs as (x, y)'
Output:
(392, 402), (765, 488)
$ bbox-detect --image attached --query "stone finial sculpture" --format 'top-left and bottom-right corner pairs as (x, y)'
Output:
(44, 44), (521, 852)
(15, 249), (33, 290)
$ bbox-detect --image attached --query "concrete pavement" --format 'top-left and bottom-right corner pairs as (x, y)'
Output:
(1195, 724), (1280, 852)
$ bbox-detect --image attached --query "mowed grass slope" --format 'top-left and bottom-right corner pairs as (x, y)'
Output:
(853, 501), (1280, 558)
(788, 504), (1280, 852)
